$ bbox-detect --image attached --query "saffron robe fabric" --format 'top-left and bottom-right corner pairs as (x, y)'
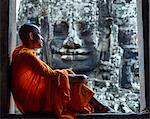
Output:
(11, 45), (95, 118)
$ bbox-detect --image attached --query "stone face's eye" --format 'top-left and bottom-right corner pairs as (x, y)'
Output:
(76, 21), (93, 36)
(54, 21), (69, 37)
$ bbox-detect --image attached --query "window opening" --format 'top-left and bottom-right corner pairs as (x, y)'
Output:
(14, 0), (142, 114)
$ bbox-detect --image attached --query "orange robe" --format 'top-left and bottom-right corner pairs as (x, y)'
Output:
(11, 45), (95, 118)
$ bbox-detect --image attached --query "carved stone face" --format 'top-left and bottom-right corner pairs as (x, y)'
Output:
(50, 20), (99, 73)
(47, 1), (100, 73)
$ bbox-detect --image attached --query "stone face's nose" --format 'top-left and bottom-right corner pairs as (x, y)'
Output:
(63, 24), (83, 49)
(63, 17), (83, 49)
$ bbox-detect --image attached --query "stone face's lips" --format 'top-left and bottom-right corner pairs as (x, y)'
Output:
(51, 47), (95, 61)
(59, 48), (92, 60)
(59, 48), (91, 55)
(61, 54), (89, 61)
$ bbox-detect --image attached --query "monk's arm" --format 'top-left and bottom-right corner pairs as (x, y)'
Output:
(18, 51), (86, 83)
(18, 52), (56, 77)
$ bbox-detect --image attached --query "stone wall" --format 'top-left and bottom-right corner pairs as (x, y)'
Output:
(89, 0), (140, 113)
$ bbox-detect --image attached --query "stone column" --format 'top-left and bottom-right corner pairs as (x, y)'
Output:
(8, 0), (16, 114)
(112, 0), (138, 89)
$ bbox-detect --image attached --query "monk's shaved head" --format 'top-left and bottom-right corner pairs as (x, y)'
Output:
(19, 24), (43, 46)
(19, 24), (40, 40)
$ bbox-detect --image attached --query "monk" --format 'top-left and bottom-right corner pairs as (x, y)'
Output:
(11, 24), (109, 119)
